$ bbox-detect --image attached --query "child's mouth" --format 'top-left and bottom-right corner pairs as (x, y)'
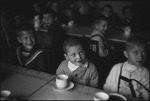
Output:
(77, 60), (82, 63)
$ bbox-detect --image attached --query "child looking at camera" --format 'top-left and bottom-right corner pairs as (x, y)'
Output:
(14, 23), (50, 73)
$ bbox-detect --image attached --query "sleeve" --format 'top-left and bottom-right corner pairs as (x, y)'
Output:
(56, 60), (66, 75)
(91, 36), (108, 57)
(103, 64), (121, 93)
(89, 64), (99, 88)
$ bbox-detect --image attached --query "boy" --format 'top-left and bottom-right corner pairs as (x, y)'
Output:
(90, 15), (109, 57)
(14, 23), (49, 73)
(103, 36), (149, 100)
(56, 38), (99, 88)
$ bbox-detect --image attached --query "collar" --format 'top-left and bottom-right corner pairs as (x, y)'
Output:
(68, 60), (88, 72)
(123, 61), (138, 72)
(92, 29), (104, 37)
(22, 52), (30, 56)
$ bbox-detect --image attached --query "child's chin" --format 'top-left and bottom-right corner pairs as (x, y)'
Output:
(76, 62), (83, 66)
(26, 46), (33, 50)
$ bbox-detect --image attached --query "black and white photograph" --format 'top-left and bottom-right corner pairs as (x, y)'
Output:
(1, 0), (149, 100)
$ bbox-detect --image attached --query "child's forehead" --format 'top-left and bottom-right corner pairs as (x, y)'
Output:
(19, 30), (33, 37)
(97, 20), (108, 25)
(43, 13), (53, 17)
(66, 44), (83, 51)
(129, 43), (146, 50)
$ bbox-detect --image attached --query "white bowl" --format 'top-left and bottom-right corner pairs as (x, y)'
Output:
(0, 90), (11, 100)
(108, 93), (127, 101)
(93, 92), (109, 101)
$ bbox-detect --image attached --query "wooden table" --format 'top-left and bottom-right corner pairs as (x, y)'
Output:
(0, 63), (55, 100)
(26, 81), (102, 100)
(2, 63), (126, 100)
(66, 26), (93, 37)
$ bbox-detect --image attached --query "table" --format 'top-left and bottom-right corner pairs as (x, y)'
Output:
(0, 63), (55, 100)
(26, 81), (102, 100)
(106, 28), (130, 43)
(2, 63), (125, 100)
(66, 26), (129, 43)
(66, 26), (93, 37)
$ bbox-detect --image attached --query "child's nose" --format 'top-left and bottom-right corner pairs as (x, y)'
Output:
(76, 54), (81, 59)
(27, 38), (32, 43)
(138, 53), (144, 59)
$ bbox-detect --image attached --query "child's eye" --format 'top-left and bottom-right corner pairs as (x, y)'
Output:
(23, 37), (27, 40)
(71, 54), (75, 57)
(79, 51), (84, 54)
(142, 52), (146, 55)
(133, 51), (138, 54)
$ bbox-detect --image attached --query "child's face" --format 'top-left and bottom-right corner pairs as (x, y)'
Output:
(124, 9), (133, 19)
(124, 44), (147, 66)
(95, 20), (108, 34)
(64, 44), (86, 66)
(17, 30), (35, 51)
(43, 14), (54, 26)
(102, 7), (112, 18)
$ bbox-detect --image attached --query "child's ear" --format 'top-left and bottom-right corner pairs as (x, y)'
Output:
(17, 37), (21, 43)
(54, 16), (58, 21)
(124, 50), (128, 58)
(95, 24), (98, 29)
(64, 54), (69, 60)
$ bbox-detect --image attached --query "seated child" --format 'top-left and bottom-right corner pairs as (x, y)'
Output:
(90, 15), (109, 57)
(14, 23), (50, 72)
(103, 36), (149, 100)
(56, 38), (99, 88)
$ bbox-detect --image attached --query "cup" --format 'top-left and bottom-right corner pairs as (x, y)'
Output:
(93, 92), (109, 101)
(0, 90), (11, 100)
(68, 21), (74, 27)
(56, 74), (69, 89)
(123, 26), (132, 38)
(108, 93), (127, 101)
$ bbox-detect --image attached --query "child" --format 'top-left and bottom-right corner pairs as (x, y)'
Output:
(56, 38), (99, 88)
(98, 4), (120, 29)
(90, 15), (109, 57)
(103, 36), (149, 100)
(121, 5), (140, 33)
(14, 23), (50, 73)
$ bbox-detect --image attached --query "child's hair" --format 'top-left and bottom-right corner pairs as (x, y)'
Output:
(63, 38), (83, 54)
(92, 15), (108, 26)
(122, 5), (134, 15)
(125, 36), (147, 51)
(16, 23), (35, 36)
(101, 4), (113, 12)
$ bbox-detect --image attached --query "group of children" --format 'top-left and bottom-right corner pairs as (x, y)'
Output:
(9, 11), (149, 100)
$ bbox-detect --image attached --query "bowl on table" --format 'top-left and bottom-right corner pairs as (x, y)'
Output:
(0, 90), (11, 100)
(93, 91), (109, 101)
(108, 93), (127, 101)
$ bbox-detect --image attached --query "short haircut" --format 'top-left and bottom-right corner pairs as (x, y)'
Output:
(101, 4), (113, 12)
(42, 8), (56, 18)
(122, 5), (134, 15)
(125, 36), (147, 51)
(16, 23), (35, 36)
(93, 14), (108, 25)
(63, 38), (83, 54)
